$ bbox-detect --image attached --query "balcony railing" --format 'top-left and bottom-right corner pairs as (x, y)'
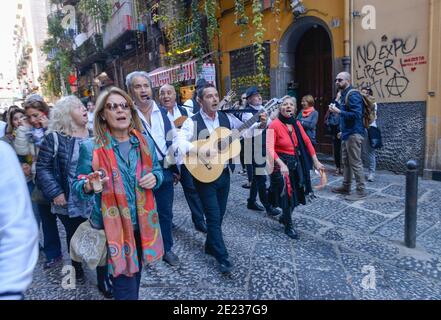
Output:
(103, 0), (136, 49)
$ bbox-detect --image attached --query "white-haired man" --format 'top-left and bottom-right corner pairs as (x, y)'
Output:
(126, 71), (180, 266)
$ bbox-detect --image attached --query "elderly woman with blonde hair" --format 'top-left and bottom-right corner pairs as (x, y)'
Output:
(267, 96), (325, 239)
(72, 87), (164, 300)
(36, 95), (114, 298)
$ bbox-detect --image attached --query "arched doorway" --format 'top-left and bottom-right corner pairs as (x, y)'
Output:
(296, 26), (333, 153)
(277, 17), (334, 154)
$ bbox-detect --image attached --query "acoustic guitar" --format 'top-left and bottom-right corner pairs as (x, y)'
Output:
(184, 98), (282, 183)
(174, 90), (236, 128)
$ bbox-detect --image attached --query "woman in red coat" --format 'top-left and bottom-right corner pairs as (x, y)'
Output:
(266, 96), (325, 239)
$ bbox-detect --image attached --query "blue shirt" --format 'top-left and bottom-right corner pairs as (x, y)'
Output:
(336, 86), (365, 141)
(72, 134), (163, 230)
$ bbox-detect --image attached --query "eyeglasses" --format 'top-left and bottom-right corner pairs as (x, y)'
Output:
(335, 78), (344, 83)
(105, 102), (130, 112)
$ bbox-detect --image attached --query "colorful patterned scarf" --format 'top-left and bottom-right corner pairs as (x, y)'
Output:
(92, 129), (164, 277)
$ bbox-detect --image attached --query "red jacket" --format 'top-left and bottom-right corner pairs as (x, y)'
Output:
(266, 118), (316, 161)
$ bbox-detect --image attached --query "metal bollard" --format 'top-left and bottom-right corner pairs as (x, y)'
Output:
(405, 160), (418, 248)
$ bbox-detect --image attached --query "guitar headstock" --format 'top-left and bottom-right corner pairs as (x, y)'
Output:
(261, 98), (283, 114)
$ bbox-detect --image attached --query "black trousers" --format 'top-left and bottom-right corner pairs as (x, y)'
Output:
(193, 170), (230, 264)
(180, 165), (206, 227)
(248, 165), (270, 209)
(56, 214), (87, 270)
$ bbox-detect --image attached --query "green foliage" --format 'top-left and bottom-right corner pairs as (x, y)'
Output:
(41, 11), (75, 97)
(234, 0), (248, 38)
(79, 0), (112, 25)
(252, 0), (266, 87)
(205, 0), (219, 52)
(191, 0), (204, 72)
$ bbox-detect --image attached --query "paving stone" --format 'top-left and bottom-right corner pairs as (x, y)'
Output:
(296, 197), (349, 220)
(417, 223), (441, 256)
(296, 259), (354, 300)
(325, 207), (388, 233)
(248, 260), (298, 300)
(340, 254), (441, 300)
(372, 215), (433, 242)
(321, 227), (346, 242)
(382, 184), (428, 199)
(294, 234), (339, 261)
(391, 256), (441, 282)
(339, 232), (400, 261)
(360, 195), (404, 214)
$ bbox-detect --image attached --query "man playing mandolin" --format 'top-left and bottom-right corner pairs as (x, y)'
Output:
(175, 83), (267, 274)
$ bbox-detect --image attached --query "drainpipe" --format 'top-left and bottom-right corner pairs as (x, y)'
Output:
(342, 0), (352, 73)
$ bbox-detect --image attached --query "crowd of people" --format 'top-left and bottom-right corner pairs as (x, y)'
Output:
(0, 70), (380, 300)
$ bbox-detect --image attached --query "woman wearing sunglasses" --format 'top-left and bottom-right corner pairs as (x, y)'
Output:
(72, 87), (164, 300)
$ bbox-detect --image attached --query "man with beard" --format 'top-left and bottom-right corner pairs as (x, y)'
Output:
(329, 72), (367, 201)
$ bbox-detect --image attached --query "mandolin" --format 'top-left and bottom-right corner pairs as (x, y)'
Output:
(184, 98), (282, 183)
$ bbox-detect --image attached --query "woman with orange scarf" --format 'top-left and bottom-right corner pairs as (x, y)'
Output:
(297, 95), (319, 145)
(72, 87), (164, 300)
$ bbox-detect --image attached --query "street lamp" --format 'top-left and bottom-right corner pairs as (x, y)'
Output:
(290, 0), (307, 17)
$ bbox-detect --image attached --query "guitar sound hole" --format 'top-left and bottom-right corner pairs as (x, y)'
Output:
(217, 137), (232, 152)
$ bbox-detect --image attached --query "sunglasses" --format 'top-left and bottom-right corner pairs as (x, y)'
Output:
(335, 78), (344, 83)
(105, 102), (130, 112)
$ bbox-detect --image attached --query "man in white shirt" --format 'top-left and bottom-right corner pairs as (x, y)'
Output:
(125, 71), (180, 267)
(175, 83), (266, 274)
(159, 84), (207, 233)
(0, 141), (39, 300)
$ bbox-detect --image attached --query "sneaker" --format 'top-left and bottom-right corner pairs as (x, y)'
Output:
(344, 191), (367, 202)
(163, 251), (180, 266)
(367, 173), (375, 182)
(331, 186), (350, 195)
(242, 183), (251, 189)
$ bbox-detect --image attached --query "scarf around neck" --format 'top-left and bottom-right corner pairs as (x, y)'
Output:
(301, 107), (316, 118)
(92, 129), (164, 277)
(278, 113), (297, 125)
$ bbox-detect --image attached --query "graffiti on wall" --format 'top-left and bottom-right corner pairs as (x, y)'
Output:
(354, 35), (427, 100)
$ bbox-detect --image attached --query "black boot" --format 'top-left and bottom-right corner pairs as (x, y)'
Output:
(279, 212), (298, 239)
(96, 266), (113, 299)
(284, 223), (299, 239)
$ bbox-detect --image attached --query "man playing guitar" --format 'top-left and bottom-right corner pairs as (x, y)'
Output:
(175, 83), (266, 274)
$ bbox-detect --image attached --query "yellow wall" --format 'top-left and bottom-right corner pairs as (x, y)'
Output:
(218, 0), (346, 94)
(425, 0), (441, 175)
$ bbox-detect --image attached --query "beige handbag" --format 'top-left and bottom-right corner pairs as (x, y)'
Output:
(70, 220), (107, 270)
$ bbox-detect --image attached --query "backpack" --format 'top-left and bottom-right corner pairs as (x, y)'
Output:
(345, 89), (376, 128)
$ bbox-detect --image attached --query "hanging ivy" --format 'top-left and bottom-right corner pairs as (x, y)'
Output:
(271, 0), (281, 32)
(79, 0), (112, 25)
(205, 0), (219, 52)
(234, 0), (248, 38)
(191, 0), (204, 72)
(252, 0), (266, 86)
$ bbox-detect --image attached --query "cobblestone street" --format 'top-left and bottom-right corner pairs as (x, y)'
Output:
(26, 168), (441, 300)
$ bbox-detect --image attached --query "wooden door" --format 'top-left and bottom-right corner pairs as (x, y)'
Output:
(295, 26), (333, 154)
